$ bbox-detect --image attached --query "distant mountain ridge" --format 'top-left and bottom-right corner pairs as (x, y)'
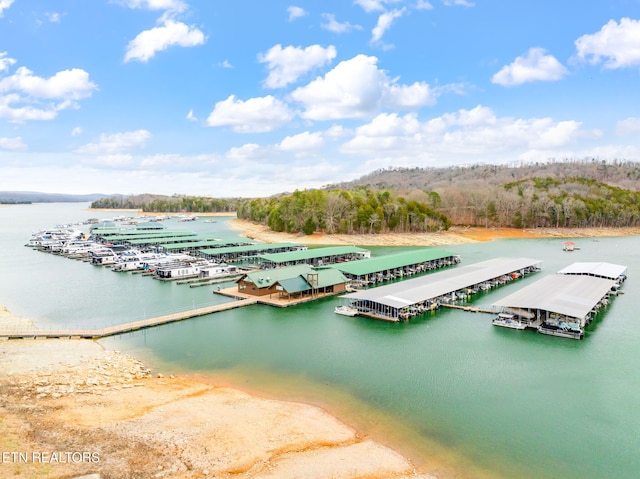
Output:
(0, 191), (119, 204)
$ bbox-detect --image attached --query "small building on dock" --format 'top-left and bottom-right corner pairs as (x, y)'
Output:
(492, 273), (619, 339)
(199, 243), (306, 263)
(257, 246), (370, 269)
(340, 257), (541, 322)
(235, 264), (348, 299)
(329, 248), (461, 287)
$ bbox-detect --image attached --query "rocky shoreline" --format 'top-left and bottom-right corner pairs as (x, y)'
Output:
(0, 337), (435, 479)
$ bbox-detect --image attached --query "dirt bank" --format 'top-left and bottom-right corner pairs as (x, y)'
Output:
(0, 335), (434, 479)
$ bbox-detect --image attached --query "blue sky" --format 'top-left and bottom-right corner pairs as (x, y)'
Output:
(1, 0), (640, 197)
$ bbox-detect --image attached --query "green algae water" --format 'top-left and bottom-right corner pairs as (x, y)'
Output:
(2, 203), (639, 478)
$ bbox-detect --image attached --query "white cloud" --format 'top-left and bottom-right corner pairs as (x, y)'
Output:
(0, 64), (97, 122)
(491, 48), (569, 86)
(290, 54), (441, 120)
(258, 44), (337, 89)
(616, 117), (640, 136)
(354, 0), (402, 13)
(219, 60), (233, 69)
(0, 136), (26, 150)
(287, 6), (307, 21)
(0, 66), (97, 99)
(186, 109), (197, 121)
(416, 0), (433, 10)
(575, 18), (640, 69)
(0, 52), (16, 72)
(124, 20), (205, 62)
(118, 0), (186, 12)
(340, 106), (584, 166)
(321, 13), (360, 34)
(225, 143), (265, 161)
(0, 0), (14, 17)
(75, 130), (152, 155)
(371, 8), (406, 44)
(206, 95), (294, 133)
(279, 131), (325, 155)
(71, 127), (83, 137)
(45, 12), (61, 23)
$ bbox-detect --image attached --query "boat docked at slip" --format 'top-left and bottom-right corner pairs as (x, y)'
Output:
(492, 313), (527, 330)
(153, 259), (214, 280)
(538, 322), (584, 340)
(335, 305), (359, 317)
(111, 252), (167, 272)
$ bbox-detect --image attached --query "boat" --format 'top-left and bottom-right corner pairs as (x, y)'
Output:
(492, 313), (526, 330)
(538, 322), (584, 340)
(335, 305), (358, 317)
(562, 241), (580, 251)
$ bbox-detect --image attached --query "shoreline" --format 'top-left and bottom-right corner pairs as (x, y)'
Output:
(229, 218), (640, 246)
(0, 306), (436, 479)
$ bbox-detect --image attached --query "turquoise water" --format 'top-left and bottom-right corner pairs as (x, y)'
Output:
(1, 203), (639, 478)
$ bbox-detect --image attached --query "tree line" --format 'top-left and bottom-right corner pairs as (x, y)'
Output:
(91, 194), (240, 213)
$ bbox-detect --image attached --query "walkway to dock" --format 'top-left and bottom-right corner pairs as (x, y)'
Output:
(0, 298), (257, 340)
(439, 304), (495, 314)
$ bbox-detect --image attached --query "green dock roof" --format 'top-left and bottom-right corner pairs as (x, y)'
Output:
(329, 248), (458, 276)
(200, 242), (301, 256)
(241, 264), (347, 289)
(257, 246), (369, 264)
(98, 230), (195, 241)
(161, 238), (253, 250)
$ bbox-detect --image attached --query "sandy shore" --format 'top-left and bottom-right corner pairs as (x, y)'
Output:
(229, 218), (640, 246)
(0, 307), (434, 479)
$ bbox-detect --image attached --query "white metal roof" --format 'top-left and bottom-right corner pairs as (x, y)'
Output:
(342, 257), (541, 309)
(492, 274), (615, 320)
(557, 262), (627, 280)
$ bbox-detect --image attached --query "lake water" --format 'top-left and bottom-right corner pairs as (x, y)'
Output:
(1, 203), (639, 479)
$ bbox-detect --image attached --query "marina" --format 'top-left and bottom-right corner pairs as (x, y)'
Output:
(199, 242), (306, 263)
(339, 257), (542, 321)
(256, 245), (370, 268)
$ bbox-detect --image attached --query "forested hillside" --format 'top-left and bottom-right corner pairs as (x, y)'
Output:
(92, 159), (640, 234)
(91, 194), (240, 213)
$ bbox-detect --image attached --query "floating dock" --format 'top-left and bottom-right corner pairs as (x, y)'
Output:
(257, 246), (370, 268)
(0, 299), (257, 340)
(340, 257), (541, 322)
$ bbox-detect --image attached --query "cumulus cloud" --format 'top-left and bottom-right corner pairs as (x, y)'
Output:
(0, 52), (16, 72)
(0, 136), (26, 150)
(443, 0), (474, 6)
(575, 18), (640, 69)
(278, 131), (325, 155)
(416, 0), (433, 10)
(616, 117), (640, 135)
(491, 48), (569, 86)
(340, 106), (583, 165)
(186, 109), (197, 121)
(71, 126), (83, 137)
(124, 20), (205, 62)
(290, 54), (440, 120)
(321, 13), (360, 34)
(287, 6), (307, 21)
(45, 12), (61, 23)
(0, 0), (14, 17)
(371, 8), (406, 44)
(75, 130), (151, 155)
(118, 0), (186, 13)
(0, 63), (97, 122)
(258, 44), (337, 89)
(206, 95), (294, 133)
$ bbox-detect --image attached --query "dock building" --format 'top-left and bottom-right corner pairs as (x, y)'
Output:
(159, 238), (255, 255)
(235, 264), (348, 300)
(93, 230), (196, 245)
(199, 243), (306, 263)
(492, 261), (627, 339)
(257, 246), (370, 269)
(340, 257), (541, 322)
(329, 248), (461, 287)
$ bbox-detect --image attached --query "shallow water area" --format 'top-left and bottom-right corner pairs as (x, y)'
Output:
(2, 203), (640, 479)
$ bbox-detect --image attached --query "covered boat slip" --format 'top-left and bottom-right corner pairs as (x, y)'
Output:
(93, 230), (197, 245)
(341, 257), (541, 322)
(257, 246), (370, 269)
(159, 238), (255, 254)
(199, 242), (306, 263)
(329, 248), (461, 287)
(492, 274), (617, 338)
(557, 262), (628, 282)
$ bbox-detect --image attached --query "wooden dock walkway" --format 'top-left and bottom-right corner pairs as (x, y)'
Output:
(0, 298), (258, 340)
(439, 303), (495, 314)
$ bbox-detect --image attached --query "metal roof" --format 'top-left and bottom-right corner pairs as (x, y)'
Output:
(161, 239), (253, 250)
(278, 276), (311, 293)
(493, 274), (615, 320)
(329, 248), (457, 276)
(257, 246), (369, 264)
(342, 257), (541, 309)
(102, 231), (196, 241)
(240, 264), (347, 289)
(200, 242), (301, 256)
(557, 262), (627, 280)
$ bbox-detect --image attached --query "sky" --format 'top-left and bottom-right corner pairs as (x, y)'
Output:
(1, 0), (640, 197)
